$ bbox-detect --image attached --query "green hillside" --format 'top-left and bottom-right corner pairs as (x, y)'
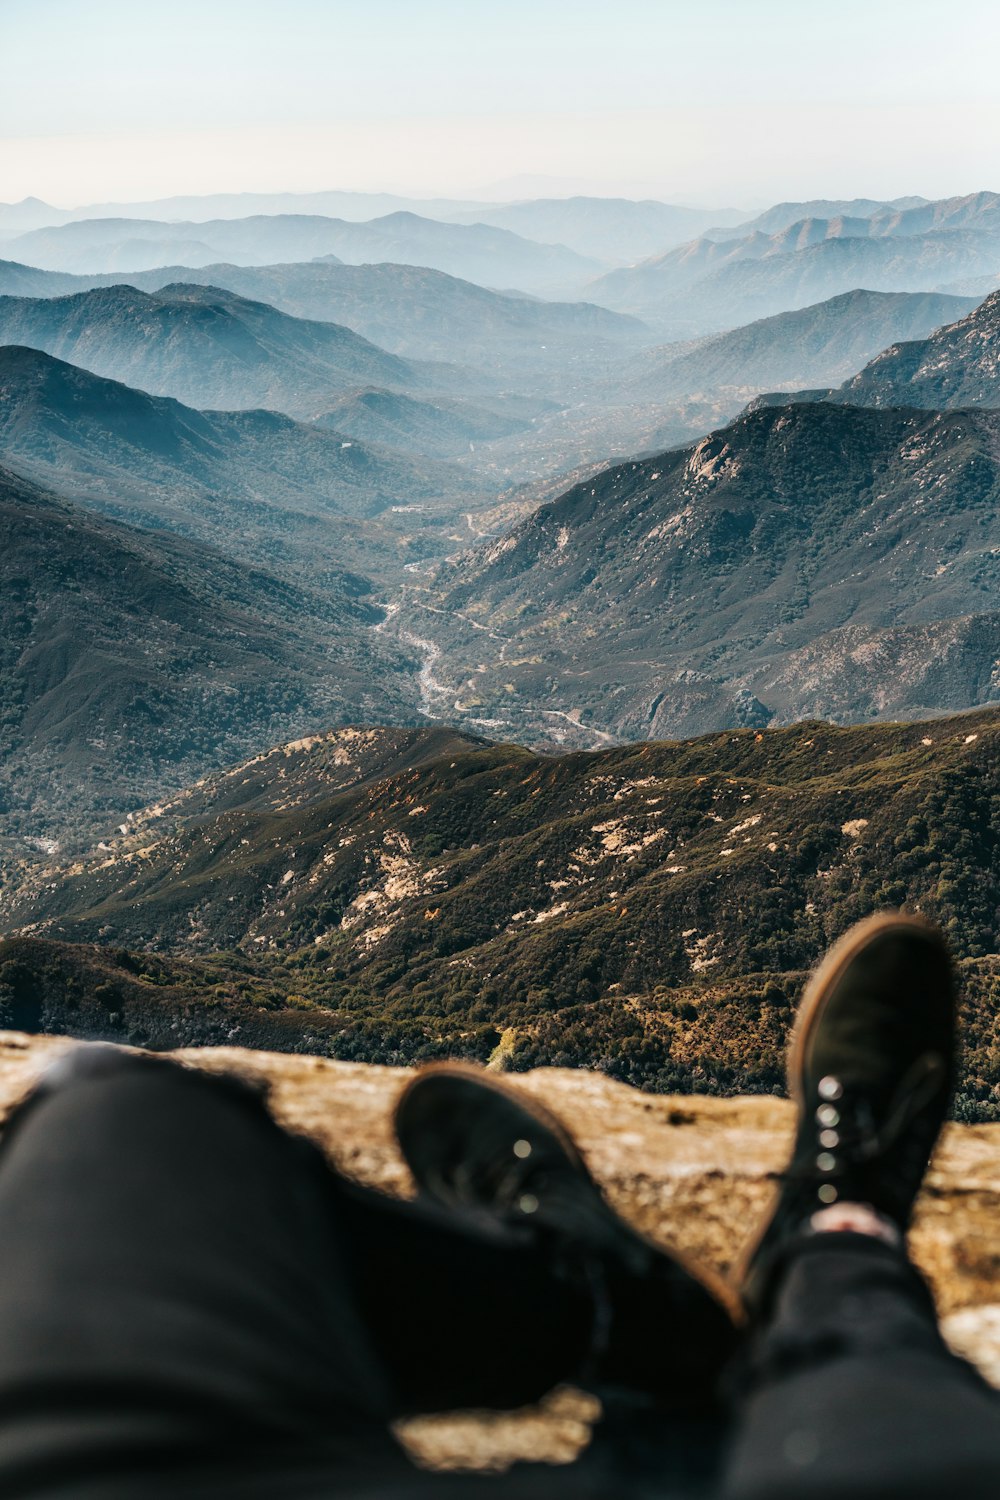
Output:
(5, 711), (1000, 1115)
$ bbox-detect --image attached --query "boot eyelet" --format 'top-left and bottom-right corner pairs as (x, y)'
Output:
(817, 1152), (836, 1172)
(819, 1129), (839, 1148)
(817, 1104), (840, 1127)
(817, 1183), (838, 1204)
(513, 1139), (532, 1159)
(819, 1077), (843, 1102)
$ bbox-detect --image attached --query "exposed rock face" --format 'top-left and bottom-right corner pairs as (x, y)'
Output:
(2, 1032), (999, 1471)
(404, 400), (1000, 743)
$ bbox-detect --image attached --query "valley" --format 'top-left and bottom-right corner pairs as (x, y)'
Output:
(2, 180), (1000, 1096)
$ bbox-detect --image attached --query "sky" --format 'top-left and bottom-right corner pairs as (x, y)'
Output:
(2, 0), (999, 208)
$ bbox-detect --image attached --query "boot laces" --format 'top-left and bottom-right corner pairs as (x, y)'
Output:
(782, 1050), (947, 1197)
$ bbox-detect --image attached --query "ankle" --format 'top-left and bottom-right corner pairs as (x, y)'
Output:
(808, 1201), (902, 1249)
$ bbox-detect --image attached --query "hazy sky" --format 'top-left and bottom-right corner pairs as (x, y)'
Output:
(2, 0), (999, 207)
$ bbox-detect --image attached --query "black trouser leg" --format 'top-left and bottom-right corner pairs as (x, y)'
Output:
(334, 1179), (595, 1414)
(721, 1233), (1000, 1500)
(0, 1048), (600, 1497)
(0, 1048), (405, 1495)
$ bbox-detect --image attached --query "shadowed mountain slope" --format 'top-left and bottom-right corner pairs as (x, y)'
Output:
(0, 467), (415, 844)
(392, 401), (1000, 743)
(0, 283), (422, 416)
(0, 346), (478, 579)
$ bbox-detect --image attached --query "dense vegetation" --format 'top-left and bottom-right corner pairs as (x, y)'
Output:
(6, 711), (1000, 1116)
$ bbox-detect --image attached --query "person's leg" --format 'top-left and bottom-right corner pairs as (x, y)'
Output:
(0, 1045), (611, 1497)
(723, 911), (1000, 1499)
(339, 1185), (735, 1493)
(0, 1045), (403, 1494)
(723, 1230), (1000, 1499)
(334, 1179), (597, 1413)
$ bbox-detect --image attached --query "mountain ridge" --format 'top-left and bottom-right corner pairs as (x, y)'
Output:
(389, 399), (1000, 742)
(764, 289), (1000, 412)
(0, 282), (422, 416)
(626, 288), (978, 399)
(6, 709), (1000, 1110)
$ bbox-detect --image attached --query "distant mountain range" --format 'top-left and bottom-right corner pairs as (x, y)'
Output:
(703, 196), (930, 240)
(0, 211), (605, 297)
(445, 197), (751, 262)
(0, 191), (752, 259)
(395, 399), (1000, 743)
(0, 466), (415, 846)
(0, 192), (499, 236)
(588, 193), (1000, 330)
(5, 191), (999, 337)
(0, 258), (648, 377)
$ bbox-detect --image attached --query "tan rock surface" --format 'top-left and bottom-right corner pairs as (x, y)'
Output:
(2, 1032), (1000, 1471)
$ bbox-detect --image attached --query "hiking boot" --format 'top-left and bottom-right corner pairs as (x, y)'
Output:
(395, 1063), (741, 1409)
(738, 911), (955, 1315)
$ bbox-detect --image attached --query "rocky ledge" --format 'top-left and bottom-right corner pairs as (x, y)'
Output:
(1, 1031), (998, 1472)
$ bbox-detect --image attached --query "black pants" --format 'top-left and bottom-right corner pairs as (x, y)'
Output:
(0, 1049), (615, 1498)
(0, 1049), (999, 1498)
(720, 1234), (1000, 1499)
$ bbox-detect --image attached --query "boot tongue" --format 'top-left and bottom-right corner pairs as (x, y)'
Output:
(804, 978), (919, 1107)
(864, 1051), (948, 1158)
